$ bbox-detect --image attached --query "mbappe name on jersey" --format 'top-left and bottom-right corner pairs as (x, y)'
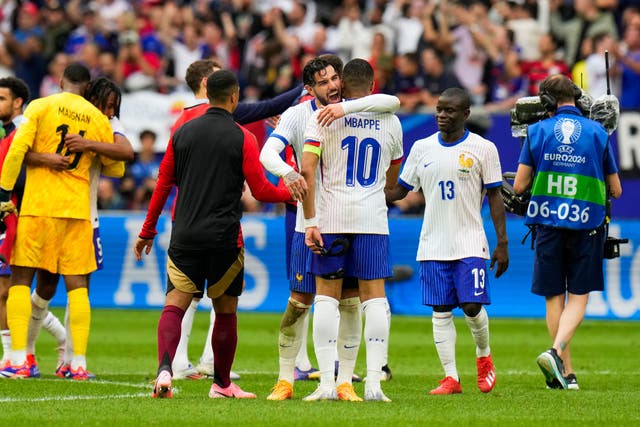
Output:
(344, 117), (381, 130)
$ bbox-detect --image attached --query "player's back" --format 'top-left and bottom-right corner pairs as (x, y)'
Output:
(309, 110), (403, 234)
(170, 108), (247, 250)
(15, 92), (114, 220)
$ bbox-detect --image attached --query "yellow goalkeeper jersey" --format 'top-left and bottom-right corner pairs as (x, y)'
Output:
(0, 91), (121, 220)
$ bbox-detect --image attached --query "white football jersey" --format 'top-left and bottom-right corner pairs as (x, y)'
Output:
(399, 130), (502, 260)
(305, 110), (403, 234)
(90, 117), (128, 226)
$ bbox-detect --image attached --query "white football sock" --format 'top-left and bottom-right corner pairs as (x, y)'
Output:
(199, 306), (215, 366)
(336, 296), (361, 385)
(279, 298), (311, 384)
(1, 329), (11, 361)
(63, 305), (73, 365)
(43, 311), (66, 345)
(294, 308), (313, 371)
(433, 311), (458, 382)
(384, 298), (391, 366)
(362, 298), (389, 388)
(26, 291), (50, 354)
(465, 306), (491, 357)
(313, 295), (339, 388)
(172, 299), (198, 371)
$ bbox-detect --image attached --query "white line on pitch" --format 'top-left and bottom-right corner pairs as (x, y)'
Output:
(0, 392), (151, 403)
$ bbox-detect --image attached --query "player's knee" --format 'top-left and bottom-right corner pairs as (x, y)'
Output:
(433, 304), (455, 313)
(461, 303), (482, 317)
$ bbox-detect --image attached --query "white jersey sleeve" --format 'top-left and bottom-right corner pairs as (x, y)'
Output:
(342, 94), (401, 115)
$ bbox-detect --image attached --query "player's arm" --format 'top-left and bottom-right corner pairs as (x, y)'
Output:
(64, 132), (135, 162)
(300, 139), (323, 253)
(234, 84), (304, 125)
(134, 137), (177, 260)
(24, 152), (70, 170)
(316, 94), (401, 126)
(242, 128), (292, 203)
(487, 185), (509, 278)
(513, 163), (533, 194)
(259, 136), (306, 201)
(0, 107), (38, 193)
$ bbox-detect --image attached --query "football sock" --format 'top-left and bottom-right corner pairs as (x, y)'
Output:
(157, 305), (185, 374)
(465, 306), (491, 358)
(26, 291), (50, 354)
(173, 298), (198, 371)
(43, 310), (66, 346)
(294, 308), (313, 372)
(312, 295), (339, 388)
(1, 329), (10, 361)
(384, 299), (391, 366)
(63, 305), (73, 365)
(199, 306), (215, 366)
(7, 285), (31, 364)
(432, 311), (458, 382)
(362, 298), (389, 388)
(212, 312), (237, 388)
(279, 297), (310, 384)
(68, 288), (91, 366)
(336, 296), (361, 385)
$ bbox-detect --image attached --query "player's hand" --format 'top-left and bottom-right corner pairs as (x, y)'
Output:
(305, 227), (323, 254)
(265, 115), (281, 129)
(65, 133), (91, 152)
(489, 243), (509, 278)
(39, 153), (70, 170)
(134, 237), (154, 261)
(0, 188), (15, 221)
(284, 170), (307, 202)
(316, 103), (345, 127)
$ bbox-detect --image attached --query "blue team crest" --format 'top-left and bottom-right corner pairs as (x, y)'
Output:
(554, 118), (581, 145)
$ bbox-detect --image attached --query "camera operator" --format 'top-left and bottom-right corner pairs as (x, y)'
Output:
(513, 74), (622, 390)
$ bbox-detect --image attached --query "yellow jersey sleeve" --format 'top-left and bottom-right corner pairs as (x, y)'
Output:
(17, 92), (116, 220)
(0, 100), (42, 190)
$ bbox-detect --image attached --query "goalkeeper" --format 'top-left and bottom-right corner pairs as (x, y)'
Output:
(512, 75), (622, 391)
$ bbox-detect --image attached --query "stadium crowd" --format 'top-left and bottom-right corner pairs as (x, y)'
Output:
(0, 0), (637, 212)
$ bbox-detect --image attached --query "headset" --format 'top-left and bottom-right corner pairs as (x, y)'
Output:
(538, 79), (582, 113)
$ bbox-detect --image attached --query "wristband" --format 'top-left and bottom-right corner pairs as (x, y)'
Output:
(304, 217), (318, 228)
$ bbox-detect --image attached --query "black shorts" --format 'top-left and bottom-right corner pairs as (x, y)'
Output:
(531, 225), (605, 296)
(166, 246), (244, 299)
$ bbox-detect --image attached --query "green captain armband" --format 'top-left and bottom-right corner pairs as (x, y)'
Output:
(303, 141), (322, 156)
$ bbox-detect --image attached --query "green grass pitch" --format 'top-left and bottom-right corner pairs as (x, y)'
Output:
(0, 308), (638, 426)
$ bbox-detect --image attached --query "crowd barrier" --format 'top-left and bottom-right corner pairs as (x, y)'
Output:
(47, 213), (640, 320)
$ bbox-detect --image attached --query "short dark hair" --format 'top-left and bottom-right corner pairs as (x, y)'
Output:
(63, 63), (91, 85)
(342, 58), (373, 93)
(318, 54), (343, 77)
(85, 77), (122, 118)
(0, 77), (30, 105)
(185, 59), (223, 94)
(139, 129), (156, 141)
(302, 58), (332, 86)
(440, 87), (471, 110)
(206, 69), (239, 103)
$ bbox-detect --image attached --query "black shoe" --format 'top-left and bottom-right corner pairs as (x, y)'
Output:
(536, 348), (567, 389)
(545, 378), (563, 389)
(565, 373), (579, 390)
(381, 364), (392, 381)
